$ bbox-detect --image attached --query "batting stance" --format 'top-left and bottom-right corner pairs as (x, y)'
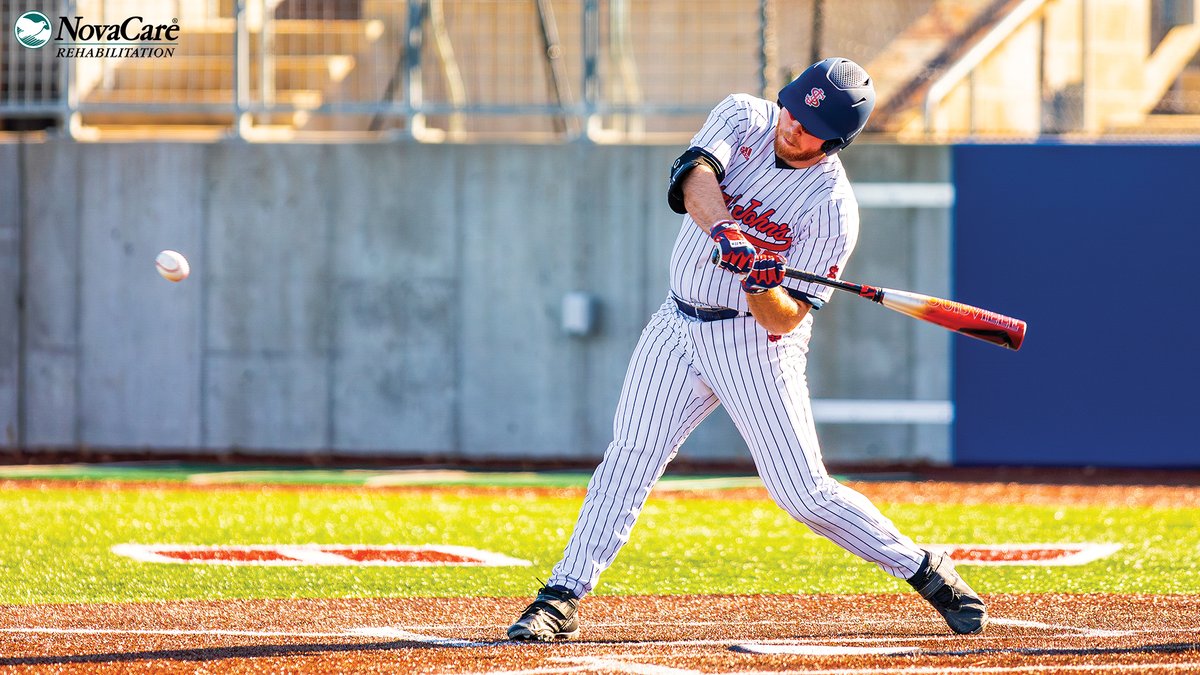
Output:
(508, 57), (987, 640)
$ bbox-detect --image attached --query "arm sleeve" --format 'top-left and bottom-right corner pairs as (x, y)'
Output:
(780, 196), (859, 309)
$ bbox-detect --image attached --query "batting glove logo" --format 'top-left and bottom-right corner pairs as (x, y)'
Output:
(710, 221), (756, 275)
(804, 87), (825, 107)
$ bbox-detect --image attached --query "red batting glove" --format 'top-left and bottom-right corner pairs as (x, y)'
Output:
(710, 220), (756, 274)
(742, 251), (786, 295)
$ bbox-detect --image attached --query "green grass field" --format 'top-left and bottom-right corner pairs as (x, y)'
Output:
(1, 472), (1197, 605)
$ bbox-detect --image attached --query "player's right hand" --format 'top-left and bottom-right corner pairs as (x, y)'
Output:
(742, 251), (786, 294)
(709, 220), (756, 274)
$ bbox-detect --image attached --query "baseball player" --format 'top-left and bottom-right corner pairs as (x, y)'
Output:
(507, 57), (987, 641)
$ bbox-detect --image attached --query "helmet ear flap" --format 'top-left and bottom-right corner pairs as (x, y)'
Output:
(820, 138), (844, 155)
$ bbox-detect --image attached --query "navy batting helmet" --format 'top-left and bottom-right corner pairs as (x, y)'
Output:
(778, 57), (875, 155)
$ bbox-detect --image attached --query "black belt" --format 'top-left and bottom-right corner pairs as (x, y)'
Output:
(673, 296), (751, 322)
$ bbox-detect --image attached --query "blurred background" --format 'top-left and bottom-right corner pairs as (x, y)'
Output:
(1, 0), (1198, 469)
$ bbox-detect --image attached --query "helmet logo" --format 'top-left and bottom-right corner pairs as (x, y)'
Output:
(804, 87), (826, 107)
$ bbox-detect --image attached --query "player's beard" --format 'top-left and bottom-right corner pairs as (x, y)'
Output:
(774, 132), (825, 165)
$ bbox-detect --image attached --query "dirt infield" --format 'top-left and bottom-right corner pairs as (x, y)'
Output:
(2, 593), (1199, 673)
(2, 474), (1198, 673)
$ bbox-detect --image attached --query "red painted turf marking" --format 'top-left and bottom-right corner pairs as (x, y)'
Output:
(321, 548), (481, 564)
(110, 544), (532, 566)
(945, 547), (1081, 562)
(155, 549), (296, 562)
(927, 543), (1122, 566)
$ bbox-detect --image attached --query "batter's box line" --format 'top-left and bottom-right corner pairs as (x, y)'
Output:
(343, 627), (485, 647)
(0, 626), (491, 647)
(929, 642), (1200, 658)
(431, 655), (1200, 675)
(989, 617), (1138, 637)
(725, 617), (1200, 657)
(454, 656), (709, 675)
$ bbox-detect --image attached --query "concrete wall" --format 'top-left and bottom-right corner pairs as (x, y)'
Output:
(1, 140), (951, 465)
(0, 144), (19, 450)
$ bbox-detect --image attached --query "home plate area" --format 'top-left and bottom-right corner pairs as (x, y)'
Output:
(3, 593), (1199, 673)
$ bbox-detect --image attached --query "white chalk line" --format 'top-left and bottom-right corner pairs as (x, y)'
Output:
(442, 657), (1200, 675)
(732, 644), (921, 656)
(3, 614), (1191, 646)
(0, 626), (493, 647)
(755, 665), (1200, 675)
(372, 617), (933, 631)
(452, 656), (706, 675)
(988, 617), (1138, 637)
(343, 626), (482, 647)
(7, 622), (1199, 675)
(0, 627), (367, 639)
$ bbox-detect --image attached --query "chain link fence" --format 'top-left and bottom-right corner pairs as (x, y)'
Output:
(2, 0), (1199, 141)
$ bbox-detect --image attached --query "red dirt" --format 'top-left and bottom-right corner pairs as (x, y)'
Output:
(1, 594), (1198, 673)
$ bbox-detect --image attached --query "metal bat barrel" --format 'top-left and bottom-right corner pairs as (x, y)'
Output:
(778, 265), (1026, 351)
(876, 288), (1027, 351)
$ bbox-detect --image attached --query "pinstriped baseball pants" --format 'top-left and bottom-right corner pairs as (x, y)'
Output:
(549, 300), (927, 598)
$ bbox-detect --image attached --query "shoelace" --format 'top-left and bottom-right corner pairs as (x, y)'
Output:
(521, 599), (568, 621)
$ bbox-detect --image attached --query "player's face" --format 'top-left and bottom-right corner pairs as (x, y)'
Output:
(775, 106), (827, 167)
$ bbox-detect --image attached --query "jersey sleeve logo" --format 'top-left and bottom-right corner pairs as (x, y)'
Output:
(827, 265), (839, 279)
(805, 87), (826, 107)
(739, 146), (753, 160)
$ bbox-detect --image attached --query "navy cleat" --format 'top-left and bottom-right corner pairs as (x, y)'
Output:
(507, 585), (580, 641)
(907, 550), (988, 635)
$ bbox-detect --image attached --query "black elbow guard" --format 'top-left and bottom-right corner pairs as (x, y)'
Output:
(667, 146), (725, 214)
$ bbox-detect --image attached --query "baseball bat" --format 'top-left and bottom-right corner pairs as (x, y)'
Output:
(711, 251), (1026, 350)
(782, 266), (1027, 351)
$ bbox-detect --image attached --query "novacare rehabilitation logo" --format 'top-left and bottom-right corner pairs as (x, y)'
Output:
(11, 10), (179, 57)
(13, 11), (52, 49)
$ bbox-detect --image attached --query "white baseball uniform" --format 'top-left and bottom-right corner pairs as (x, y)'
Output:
(548, 93), (926, 598)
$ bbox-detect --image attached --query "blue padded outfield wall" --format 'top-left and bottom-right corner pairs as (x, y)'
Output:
(953, 144), (1200, 468)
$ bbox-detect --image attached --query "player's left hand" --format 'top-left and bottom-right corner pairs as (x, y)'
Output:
(742, 251), (787, 295)
(709, 220), (757, 274)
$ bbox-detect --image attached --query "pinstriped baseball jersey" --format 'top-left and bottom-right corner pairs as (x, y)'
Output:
(548, 303), (926, 599)
(670, 94), (859, 312)
(544, 92), (927, 603)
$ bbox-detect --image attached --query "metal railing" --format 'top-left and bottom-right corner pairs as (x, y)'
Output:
(2, 0), (775, 140)
(5, 0), (1199, 141)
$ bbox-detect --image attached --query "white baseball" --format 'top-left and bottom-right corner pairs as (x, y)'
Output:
(155, 250), (190, 282)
